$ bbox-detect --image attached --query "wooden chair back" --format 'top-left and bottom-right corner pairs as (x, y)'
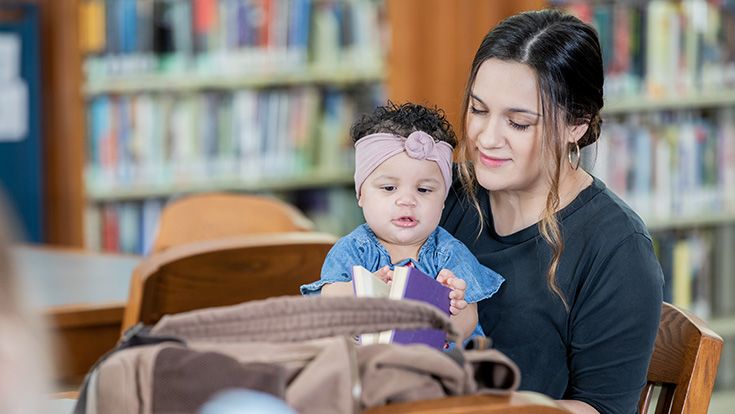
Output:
(639, 302), (723, 414)
(151, 193), (314, 253)
(122, 232), (337, 332)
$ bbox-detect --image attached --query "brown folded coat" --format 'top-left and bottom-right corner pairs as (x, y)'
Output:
(77, 296), (520, 414)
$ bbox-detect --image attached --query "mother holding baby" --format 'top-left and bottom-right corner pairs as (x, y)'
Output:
(439, 9), (663, 414)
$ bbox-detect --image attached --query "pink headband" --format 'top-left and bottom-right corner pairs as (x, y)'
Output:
(354, 131), (454, 199)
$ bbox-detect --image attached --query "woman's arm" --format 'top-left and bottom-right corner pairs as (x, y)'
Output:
(566, 233), (663, 413)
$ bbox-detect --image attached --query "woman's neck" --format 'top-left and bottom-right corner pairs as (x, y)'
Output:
(489, 168), (592, 236)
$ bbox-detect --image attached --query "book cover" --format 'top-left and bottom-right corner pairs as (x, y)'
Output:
(352, 265), (450, 348)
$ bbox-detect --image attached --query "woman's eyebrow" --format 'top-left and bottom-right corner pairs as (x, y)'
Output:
(471, 92), (541, 117)
(508, 108), (541, 117)
(469, 93), (485, 105)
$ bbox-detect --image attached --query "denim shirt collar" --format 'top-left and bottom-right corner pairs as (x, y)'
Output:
(357, 223), (439, 268)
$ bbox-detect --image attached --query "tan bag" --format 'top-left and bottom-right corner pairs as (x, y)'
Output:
(74, 296), (519, 414)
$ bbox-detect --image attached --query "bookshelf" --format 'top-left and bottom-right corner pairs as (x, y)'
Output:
(70, 0), (545, 255)
(76, 0), (392, 252)
(557, 0), (735, 400)
(83, 65), (384, 94)
(87, 169), (354, 201)
(21, 0), (545, 248)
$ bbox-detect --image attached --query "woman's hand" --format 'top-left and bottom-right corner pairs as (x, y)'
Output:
(437, 269), (468, 315)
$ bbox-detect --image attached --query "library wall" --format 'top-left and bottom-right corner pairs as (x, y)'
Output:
(387, 0), (543, 128)
(1, 0), (86, 246)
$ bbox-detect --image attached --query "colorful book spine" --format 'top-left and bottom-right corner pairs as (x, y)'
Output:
(585, 109), (735, 221)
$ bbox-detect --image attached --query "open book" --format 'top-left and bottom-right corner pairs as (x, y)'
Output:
(352, 265), (451, 348)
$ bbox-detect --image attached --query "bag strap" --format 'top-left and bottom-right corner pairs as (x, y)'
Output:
(151, 296), (459, 343)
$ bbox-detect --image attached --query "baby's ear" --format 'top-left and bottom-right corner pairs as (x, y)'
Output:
(357, 193), (364, 208)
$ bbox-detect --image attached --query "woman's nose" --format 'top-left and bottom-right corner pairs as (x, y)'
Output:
(476, 117), (504, 149)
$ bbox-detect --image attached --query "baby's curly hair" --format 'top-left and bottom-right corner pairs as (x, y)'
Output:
(350, 101), (457, 147)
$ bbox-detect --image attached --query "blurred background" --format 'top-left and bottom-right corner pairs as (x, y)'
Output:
(0, 0), (733, 412)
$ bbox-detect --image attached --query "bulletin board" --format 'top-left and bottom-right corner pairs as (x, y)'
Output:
(0, 3), (43, 242)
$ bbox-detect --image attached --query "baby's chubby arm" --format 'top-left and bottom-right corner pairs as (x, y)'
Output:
(436, 269), (477, 342)
(320, 281), (354, 296)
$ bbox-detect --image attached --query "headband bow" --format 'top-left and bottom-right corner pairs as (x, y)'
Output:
(354, 130), (453, 199)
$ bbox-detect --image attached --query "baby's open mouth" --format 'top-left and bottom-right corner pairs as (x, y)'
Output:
(393, 216), (417, 227)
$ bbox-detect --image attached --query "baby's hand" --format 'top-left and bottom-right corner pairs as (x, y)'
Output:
(376, 265), (393, 284)
(437, 269), (468, 316)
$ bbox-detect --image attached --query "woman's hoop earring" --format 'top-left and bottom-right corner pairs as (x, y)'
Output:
(568, 142), (581, 170)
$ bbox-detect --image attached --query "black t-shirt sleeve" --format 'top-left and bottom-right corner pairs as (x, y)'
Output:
(567, 232), (663, 414)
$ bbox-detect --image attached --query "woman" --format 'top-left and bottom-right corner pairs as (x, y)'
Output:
(439, 9), (663, 414)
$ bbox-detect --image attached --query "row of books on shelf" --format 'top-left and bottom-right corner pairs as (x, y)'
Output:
(648, 225), (734, 322)
(79, 0), (386, 79)
(84, 186), (364, 254)
(85, 85), (382, 195)
(556, 0), (735, 99)
(583, 107), (735, 220)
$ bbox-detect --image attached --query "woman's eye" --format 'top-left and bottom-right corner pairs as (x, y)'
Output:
(381, 186), (396, 192)
(469, 105), (487, 115)
(509, 120), (530, 131)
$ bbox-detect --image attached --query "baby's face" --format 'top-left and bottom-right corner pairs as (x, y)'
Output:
(358, 152), (446, 253)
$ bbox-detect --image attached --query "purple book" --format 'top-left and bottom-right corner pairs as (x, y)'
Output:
(352, 265), (451, 349)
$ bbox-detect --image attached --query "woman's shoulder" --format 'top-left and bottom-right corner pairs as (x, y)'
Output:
(572, 176), (651, 242)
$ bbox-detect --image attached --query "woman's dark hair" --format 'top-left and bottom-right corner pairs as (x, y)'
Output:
(457, 9), (604, 309)
(351, 101), (457, 147)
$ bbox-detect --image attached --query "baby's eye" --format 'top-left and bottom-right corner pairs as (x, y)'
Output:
(418, 187), (433, 193)
(381, 185), (396, 192)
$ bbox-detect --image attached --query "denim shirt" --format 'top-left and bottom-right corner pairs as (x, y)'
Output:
(300, 224), (504, 304)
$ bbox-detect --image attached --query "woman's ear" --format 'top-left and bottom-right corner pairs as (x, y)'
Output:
(567, 122), (589, 145)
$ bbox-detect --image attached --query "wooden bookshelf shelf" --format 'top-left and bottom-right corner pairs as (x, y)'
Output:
(709, 315), (735, 337)
(644, 212), (735, 232)
(86, 170), (355, 202)
(604, 90), (735, 115)
(83, 65), (385, 95)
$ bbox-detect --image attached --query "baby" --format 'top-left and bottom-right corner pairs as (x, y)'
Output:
(301, 102), (504, 341)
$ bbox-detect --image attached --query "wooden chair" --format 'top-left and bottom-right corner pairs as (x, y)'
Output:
(150, 192), (315, 253)
(122, 232), (337, 332)
(639, 302), (724, 414)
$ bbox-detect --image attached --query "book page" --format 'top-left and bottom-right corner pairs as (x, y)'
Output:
(352, 265), (390, 298)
